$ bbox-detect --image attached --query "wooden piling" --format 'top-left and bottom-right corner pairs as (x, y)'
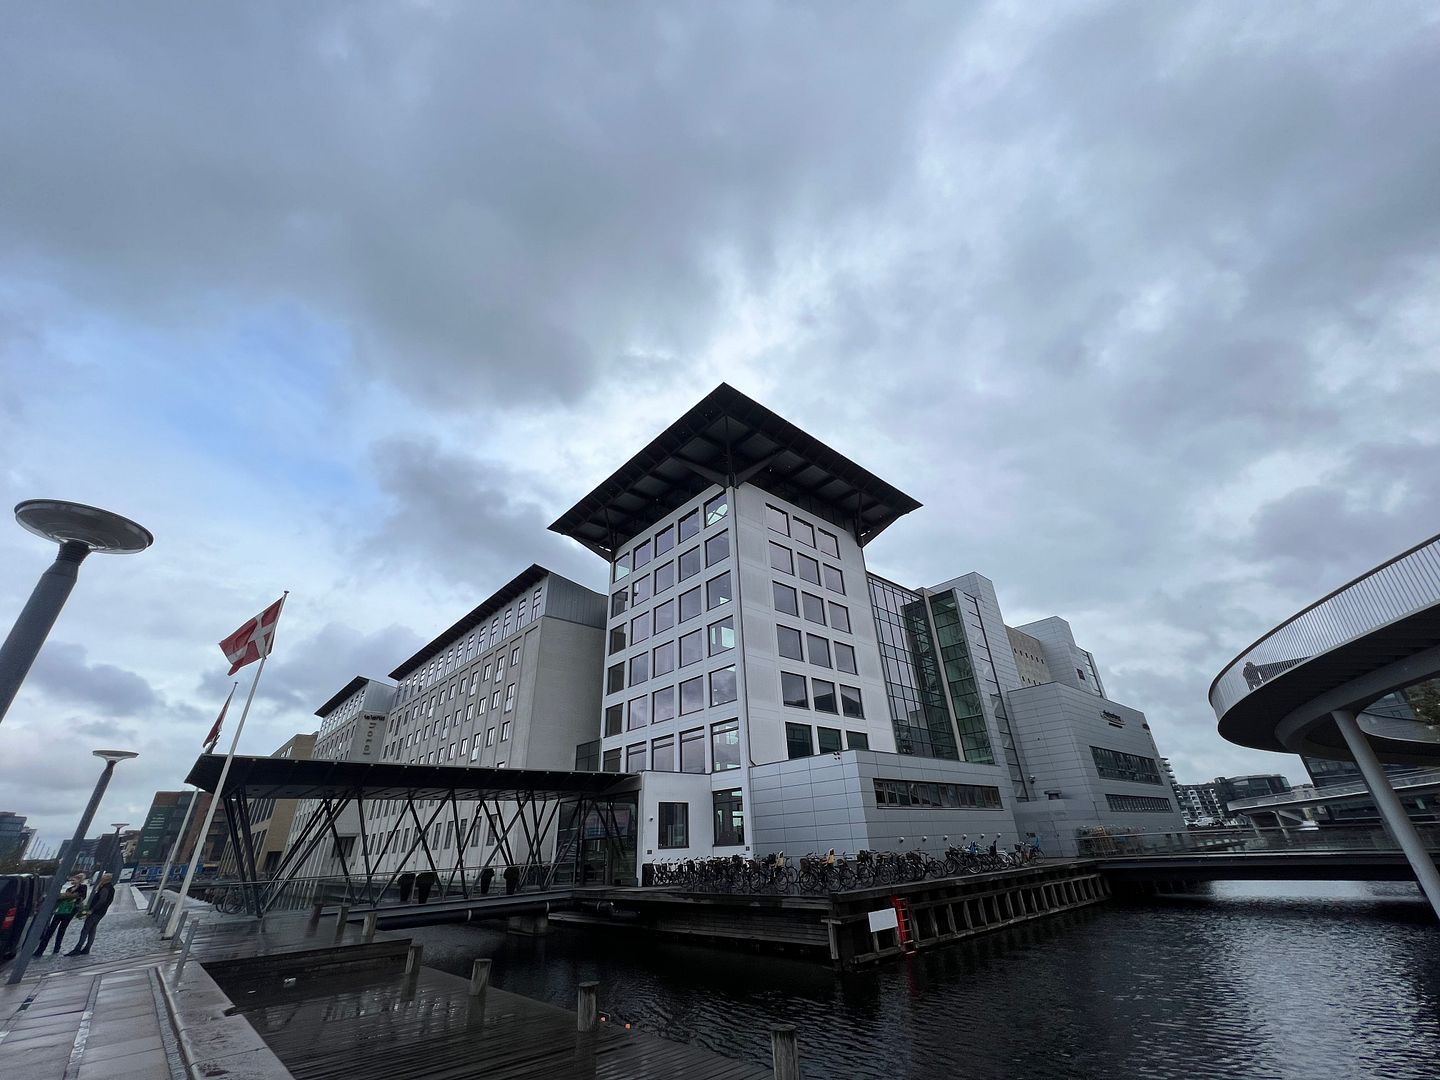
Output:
(771, 1024), (800, 1080)
(577, 981), (599, 1032)
(469, 958), (492, 997)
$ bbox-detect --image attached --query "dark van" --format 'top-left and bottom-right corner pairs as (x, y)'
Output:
(1, 874), (43, 962)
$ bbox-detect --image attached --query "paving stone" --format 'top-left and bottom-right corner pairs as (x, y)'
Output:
(76, 1047), (170, 1080)
(80, 1032), (165, 1062)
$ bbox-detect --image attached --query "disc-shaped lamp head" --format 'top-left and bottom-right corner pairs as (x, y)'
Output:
(15, 500), (153, 554)
(92, 749), (139, 764)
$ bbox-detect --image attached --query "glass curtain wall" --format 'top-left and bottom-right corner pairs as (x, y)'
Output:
(868, 576), (958, 759)
(925, 593), (996, 765)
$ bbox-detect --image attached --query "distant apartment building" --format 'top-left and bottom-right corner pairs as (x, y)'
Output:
(1176, 782), (1226, 823)
(219, 732), (316, 878)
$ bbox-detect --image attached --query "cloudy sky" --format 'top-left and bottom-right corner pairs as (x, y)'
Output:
(3, 2), (1439, 845)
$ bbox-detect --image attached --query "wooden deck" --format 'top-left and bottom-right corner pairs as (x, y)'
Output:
(215, 957), (772, 1080)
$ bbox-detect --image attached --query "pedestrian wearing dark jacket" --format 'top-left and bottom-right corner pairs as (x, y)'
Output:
(34, 873), (87, 956)
(68, 873), (116, 956)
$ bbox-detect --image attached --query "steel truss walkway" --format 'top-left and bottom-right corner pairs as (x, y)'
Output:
(183, 754), (640, 918)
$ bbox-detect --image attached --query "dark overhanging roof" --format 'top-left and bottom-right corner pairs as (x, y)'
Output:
(389, 564), (551, 680)
(183, 754), (641, 802)
(316, 675), (371, 719)
(547, 383), (922, 560)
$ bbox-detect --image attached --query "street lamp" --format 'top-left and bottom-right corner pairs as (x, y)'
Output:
(108, 822), (129, 879)
(0, 500), (153, 733)
(7, 749), (138, 984)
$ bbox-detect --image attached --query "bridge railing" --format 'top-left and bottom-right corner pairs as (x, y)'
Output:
(1208, 531), (1440, 722)
(1083, 823), (1440, 859)
(1225, 768), (1440, 810)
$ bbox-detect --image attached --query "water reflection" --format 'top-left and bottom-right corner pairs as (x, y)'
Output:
(406, 882), (1439, 1080)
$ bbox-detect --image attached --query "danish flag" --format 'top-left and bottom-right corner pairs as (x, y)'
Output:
(219, 595), (286, 676)
(203, 683), (237, 751)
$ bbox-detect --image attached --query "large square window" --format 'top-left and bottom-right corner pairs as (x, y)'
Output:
(626, 743), (647, 772)
(830, 603), (851, 633)
(613, 553), (631, 582)
(841, 685), (865, 719)
(807, 634), (831, 668)
(603, 748), (622, 772)
(786, 722), (813, 760)
(604, 704), (623, 737)
(774, 582), (799, 616)
(678, 509), (700, 542)
(835, 642), (858, 674)
(629, 652), (650, 685)
(818, 530), (840, 558)
(633, 540), (652, 569)
(713, 787), (744, 844)
(655, 525), (676, 556)
(606, 663), (625, 695)
(631, 611), (651, 643)
(708, 616), (735, 655)
(632, 574), (652, 604)
(792, 519), (815, 548)
(679, 586), (702, 622)
(710, 665), (737, 706)
(608, 626), (626, 655)
(813, 679), (838, 714)
(658, 800), (688, 846)
(846, 730), (869, 750)
(817, 726), (842, 753)
(653, 599), (676, 634)
(627, 695), (650, 729)
(706, 572), (732, 609)
(654, 561), (676, 593)
(680, 728), (706, 773)
(797, 553), (821, 585)
(769, 542), (794, 574)
(653, 640), (676, 676)
(823, 565), (845, 594)
(767, 505), (789, 535)
(705, 531), (730, 566)
(653, 685), (676, 723)
(781, 672), (809, 708)
(679, 676), (704, 714)
(777, 625), (803, 660)
(704, 493), (728, 526)
(679, 629), (704, 666)
(802, 593), (827, 625)
(679, 547), (702, 581)
(711, 721), (740, 771)
(652, 735), (676, 772)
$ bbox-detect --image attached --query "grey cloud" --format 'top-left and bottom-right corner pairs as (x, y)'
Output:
(28, 641), (161, 717)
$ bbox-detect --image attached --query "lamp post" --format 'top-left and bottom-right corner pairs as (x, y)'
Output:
(0, 501), (153, 733)
(7, 750), (137, 984)
(108, 822), (129, 879)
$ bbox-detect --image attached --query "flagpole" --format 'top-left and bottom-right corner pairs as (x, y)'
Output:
(165, 593), (286, 938)
(148, 683), (236, 915)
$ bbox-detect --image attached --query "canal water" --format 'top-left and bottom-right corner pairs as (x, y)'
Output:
(406, 881), (1439, 1080)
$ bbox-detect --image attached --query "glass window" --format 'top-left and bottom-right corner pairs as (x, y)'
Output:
(658, 800), (687, 846)
(607, 663), (625, 695)
(807, 635), (831, 668)
(503, 684), (515, 712)
(708, 616), (735, 655)
(652, 685), (676, 723)
(613, 552), (631, 582)
(680, 728), (706, 773)
(653, 640), (676, 677)
(773, 581), (798, 616)
(485, 727), (496, 746)
(767, 505), (789, 535)
(802, 593), (826, 625)
(495, 656), (505, 681)
(834, 642), (857, 674)
(846, 730), (869, 750)
(797, 553), (821, 585)
(679, 629), (704, 666)
(813, 679), (838, 714)
(817, 726), (842, 753)
(655, 525), (675, 556)
(818, 530), (840, 558)
(604, 704), (623, 737)
(623, 575), (648, 608)
(631, 610), (651, 643)
(679, 586), (702, 622)
(711, 720), (740, 770)
(786, 722), (813, 760)
(777, 624), (804, 660)
(680, 676), (704, 714)
(704, 493), (728, 526)
(677, 509), (700, 542)
(491, 689), (502, 710)
(781, 672), (809, 708)
(630, 652), (650, 685)
(626, 743), (647, 772)
(706, 572), (732, 609)
(633, 539), (652, 569)
(500, 720), (511, 741)
(608, 626), (627, 655)
(652, 736), (676, 773)
(830, 603), (851, 633)
(679, 546), (702, 581)
(705, 531), (730, 566)
(713, 788), (744, 844)
(792, 519), (815, 548)
(653, 599), (676, 634)
(710, 666), (737, 706)
(769, 542), (794, 574)
(627, 695), (650, 730)
(653, 561), (675, 593)
(603, 748), (622, 772)
(823, 565), (845, 594)
(841, 685), (865, 719)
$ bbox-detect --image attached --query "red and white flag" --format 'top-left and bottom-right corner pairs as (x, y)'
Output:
(203, 683), (237, 751)
(219, 595), (286, 676)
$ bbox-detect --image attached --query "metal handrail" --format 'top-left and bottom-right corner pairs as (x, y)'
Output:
(1224, 768), (1440, 810)
(1208, 531), (1440, 721)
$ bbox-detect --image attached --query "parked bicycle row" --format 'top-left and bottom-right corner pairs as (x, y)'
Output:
(649, 835), (1044, 895)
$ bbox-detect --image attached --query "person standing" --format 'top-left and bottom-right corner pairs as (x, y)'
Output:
(33, 872), (88, 956)
(67, 873), (115, 956)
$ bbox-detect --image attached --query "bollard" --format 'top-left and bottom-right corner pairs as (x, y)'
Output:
(172, 922), (200, 985)
(469, 958), (491, 998)
(334, 904), (350, 944)
(576, 981), (599, 1033)
(771, 1025), (800, 1080)
(308, 901), (324, 930)
(168, 910), (188, 948)
(404, 943), (423, 975)
(363, 911), (378, 944)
